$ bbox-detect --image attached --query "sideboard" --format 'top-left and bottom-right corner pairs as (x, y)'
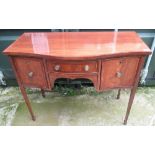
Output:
(3, 31), (151, 124)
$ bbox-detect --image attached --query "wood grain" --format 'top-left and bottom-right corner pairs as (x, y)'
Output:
(13, 57), (48, 89)
(47, 60), (98, 73)
(3, 32), (151, 60)
(123, 57), (145, 125)
(9, 57), (35, 121)
(49, 73), (99, 91)
(3, 32), (152, 124)
(100, 57), (140, 90)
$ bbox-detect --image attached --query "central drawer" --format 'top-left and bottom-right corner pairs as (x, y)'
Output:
(47, 60), (98, 74)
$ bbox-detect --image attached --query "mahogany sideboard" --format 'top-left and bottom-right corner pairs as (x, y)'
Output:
(3, 32), (151, 124)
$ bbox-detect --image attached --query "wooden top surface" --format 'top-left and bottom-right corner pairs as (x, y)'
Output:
(3, 31), (151, 60)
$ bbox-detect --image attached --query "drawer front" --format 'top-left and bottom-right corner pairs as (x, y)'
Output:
(14, 57), (47, 88)
(100, 57), (140, 90)
(47, 61), (98, 73)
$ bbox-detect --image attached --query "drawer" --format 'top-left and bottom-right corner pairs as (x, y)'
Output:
(47, 61), (98, 73)
(100, 57), (140, 90)
(14, 57), (48, 88)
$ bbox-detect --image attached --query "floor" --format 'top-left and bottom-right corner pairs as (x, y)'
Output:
(0, 86), (155, 126)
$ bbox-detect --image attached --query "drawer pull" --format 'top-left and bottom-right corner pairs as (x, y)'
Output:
(84, 65), (89, 71)
(116, 71), (123, 78)
(119, 59), (125, 64)
(54, 65), (60, 71)
(28, 72), (33, 78)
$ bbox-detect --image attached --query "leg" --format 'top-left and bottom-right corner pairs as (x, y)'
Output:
(41, 89), (45, 98)
(123, 87), (136, 125)
(9, 57), (35, 121)
(20, 86), (36, 121)
(123, 57), (145, 125)
(116, 89), (121, 99)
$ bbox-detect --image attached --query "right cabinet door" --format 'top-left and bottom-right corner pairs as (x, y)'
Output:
(100, 57), (140, 90)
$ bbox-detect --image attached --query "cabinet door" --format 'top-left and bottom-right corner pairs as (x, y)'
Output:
(14, 57), (48, 88)
(100, 57), (140, 90)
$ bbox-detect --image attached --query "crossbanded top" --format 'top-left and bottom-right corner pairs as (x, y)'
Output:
(4, 31), (151, 60)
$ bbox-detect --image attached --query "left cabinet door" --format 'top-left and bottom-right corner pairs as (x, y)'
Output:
(13, 57), (48, 88)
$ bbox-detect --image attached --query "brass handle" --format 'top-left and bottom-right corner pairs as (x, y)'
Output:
(116, 71), (123, 78)
(28, 72), (33, 78)
(84, 65), (89, 71)
(119, 59), (125, 64)
(54, 65), (60, 71)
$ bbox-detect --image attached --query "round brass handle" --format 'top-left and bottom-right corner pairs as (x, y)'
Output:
(84, 65), (89, 71)
(54, 65), (60, 71)
(119, 59), (125, 64)
(116, 71), (123, 78)
(28, 72), (33, 78)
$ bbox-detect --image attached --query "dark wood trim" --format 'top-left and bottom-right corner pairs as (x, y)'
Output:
(43, 58), (51, 89)
(116, 89), (121, 99)
(4, 52), (151, 61)
(97, 59), (102, 91)
(41, 89), (45, 98)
